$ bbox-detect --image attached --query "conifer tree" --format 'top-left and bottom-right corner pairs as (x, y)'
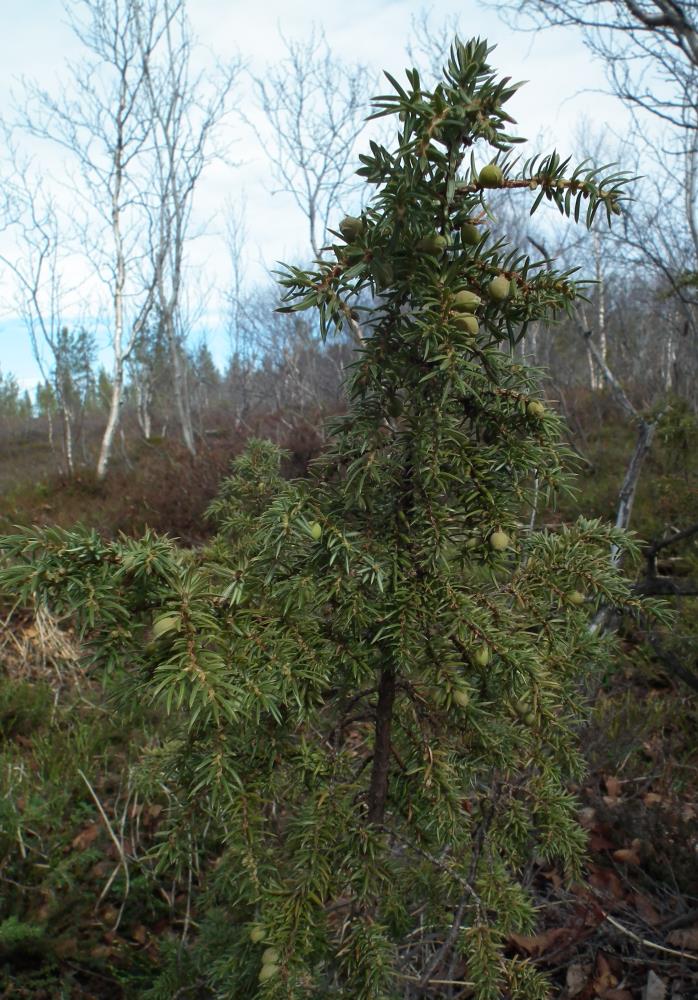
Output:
(0, 369), (30, 424)
(1, 39), (663, 999)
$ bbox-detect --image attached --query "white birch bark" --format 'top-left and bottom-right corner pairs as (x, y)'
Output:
(582, 330), (660, 566)
(135, 0), (238, 456)
(15, 1), (164, 480)
(593, 230), (607, 375)
(0, 172), (78, 476)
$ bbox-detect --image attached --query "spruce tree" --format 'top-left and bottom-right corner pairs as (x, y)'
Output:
(1, 39), (661, 999)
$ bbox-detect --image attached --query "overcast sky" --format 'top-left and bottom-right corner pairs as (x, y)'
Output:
(0, 0), (633, 390)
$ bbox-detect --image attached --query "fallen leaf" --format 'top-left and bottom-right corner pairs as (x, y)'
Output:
(101, 905), (119, 925)
(666, 926), (698, 950)
(613, 847), (641, 866)
(633, 894), (660, 927)
(566, 961), (591, 998)
(579, 807), (597, 829)
(590, 831), (615, 851)
(593, 953), (618, 994)
(71, 823), (100, 851)
(643, 792), (664, 807)
(132, 925), (148, 945)
(589, 866), (625, 902)
(107, 838), (133, 858)
(509, 926), (571, 957)
(90, 944), (112, 960)
(90, 861), (112, 879)
(540, 867), (563, 889)
(605, 776), (622, 798)
(643, 969), (666, 1000)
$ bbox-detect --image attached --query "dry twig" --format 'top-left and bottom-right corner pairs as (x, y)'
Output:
(78, 768), (130, 930)
(604, 912), (698, 962)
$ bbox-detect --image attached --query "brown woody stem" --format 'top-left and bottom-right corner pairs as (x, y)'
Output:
(366, 667), (396, 824)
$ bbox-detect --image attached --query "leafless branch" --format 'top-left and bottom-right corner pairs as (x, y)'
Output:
(254, 27), (371, 260)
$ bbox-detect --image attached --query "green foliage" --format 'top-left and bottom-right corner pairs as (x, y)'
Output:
(657, 395), (698, 471)
(0, 369), (32, 424)
(0, 38), (658, 999)
(0, 678), (52, 741)
(0, 916), (46, 961)
(0, 657), (173, 995)
(53, 325), (97, 414)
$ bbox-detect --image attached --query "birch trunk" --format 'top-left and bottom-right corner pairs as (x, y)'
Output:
(664, 331), (676, 392)
(96, 182), (126, 479)
(135, 378), (153, 440)
(97, 360), (125, 479)
(581, 328), (660, 566)
(612, 419), (657, 565)
(593, 231), (607, 373)
(61, 406), (74, 477)
(46, 404), (55, 460)
(166, 318), (196, 455)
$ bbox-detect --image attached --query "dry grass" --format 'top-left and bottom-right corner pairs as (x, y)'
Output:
(1, 602), (82, 687)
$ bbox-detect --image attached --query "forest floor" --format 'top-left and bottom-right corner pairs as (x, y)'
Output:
(1, 404), (697, 999)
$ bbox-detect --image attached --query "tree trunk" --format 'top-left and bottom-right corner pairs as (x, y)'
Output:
(46, 406), (55, 463)
(664, 331), (677, 391)
(135, 377), (152, 439)
(611, 416), (657, 566)
(166, 319), (196, 456)
(97, 362), (124, 480)
(61, 406), (74, 476)
(367, 667), (396, 825)
(578, 303), (600, 390)
(97, 153), (126, 480)
(528, 321), (538, 365)
(594, 231), (607, 379)
(586, 342), (598, 390)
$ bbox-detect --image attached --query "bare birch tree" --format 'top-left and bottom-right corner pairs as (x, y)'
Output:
(135, 0), (240, 455)
(255, 28), (371, 260)
(406, 9), (463, 85)
(0, 167), (83, 474)
(14, 0), (172, 478)
(582, 330), (661, 565)
(491, 0), (698, 133)
(13, 0), (239, 473)
(223, 203), (258, 432)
